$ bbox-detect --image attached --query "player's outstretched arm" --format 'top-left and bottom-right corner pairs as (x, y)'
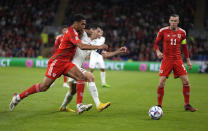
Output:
(77, 42), (108, 50)
(102, 46), (127, 58)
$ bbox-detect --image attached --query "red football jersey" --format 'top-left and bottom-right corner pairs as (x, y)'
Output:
(51, 26), (81, 61)
(54, 34), (63, 53)
(154, 26), (186, 60)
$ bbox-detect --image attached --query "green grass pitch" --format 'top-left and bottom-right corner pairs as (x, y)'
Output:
(0, 67), (208, 131)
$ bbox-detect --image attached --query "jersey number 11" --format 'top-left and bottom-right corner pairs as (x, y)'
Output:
(170, 38), (176, 45)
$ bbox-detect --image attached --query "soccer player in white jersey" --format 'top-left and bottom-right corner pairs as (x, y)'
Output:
(89, 28), (110, 88)
(59, 25), (127, 112)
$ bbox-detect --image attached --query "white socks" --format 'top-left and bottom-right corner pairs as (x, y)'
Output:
(61, 91), (73, 109)
(100, 71), (106, 85)
(88, 82), (100, 107)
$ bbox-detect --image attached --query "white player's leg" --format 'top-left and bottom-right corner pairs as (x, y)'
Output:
(85, 71), (110, 112)
(99, 56), (111, 87)
(100, 69), (106, 85)
(89, 53), (96, 73)
(88, 82), (100, 107)
(59, 78), (76, 112)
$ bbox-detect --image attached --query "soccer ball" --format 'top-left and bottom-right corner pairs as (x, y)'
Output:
(148, 106), (163, 120)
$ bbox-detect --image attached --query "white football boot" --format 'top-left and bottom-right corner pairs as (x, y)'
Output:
(9, 93), (20, 111)
(76, 104), (92, 114)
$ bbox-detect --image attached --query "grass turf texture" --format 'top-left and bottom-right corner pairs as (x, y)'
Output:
(0, 67), (208, 131)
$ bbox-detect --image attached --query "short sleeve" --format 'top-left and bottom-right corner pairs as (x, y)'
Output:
(69, 34), (81, 45)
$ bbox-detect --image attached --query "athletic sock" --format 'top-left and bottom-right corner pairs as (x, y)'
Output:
(157, 86), (164, 106)
(61, 91), (73, 109)
(64, 76), (67, 83)
(183, 84), (190, 105)
(88, 82), (100, 107)
(100, 71), (106, 85)
(19, 84), (40, 99)
(76, 80), (85, 105)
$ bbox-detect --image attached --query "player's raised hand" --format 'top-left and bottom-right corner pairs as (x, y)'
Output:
(118, 46), (128, 53)
(156, 50), (163, 59)
(99, 44), (108, 50)
(186, 58), (192, 70)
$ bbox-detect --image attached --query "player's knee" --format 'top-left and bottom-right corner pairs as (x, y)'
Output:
(76, 73), (85, 81)
(159, 80), (166, 87)
(86, 73), (94, 82)
(39, 78), (54, 92)
(39, 84), (49, 92)
(182, 79), (189, 85)
(158, 83), (165, 88)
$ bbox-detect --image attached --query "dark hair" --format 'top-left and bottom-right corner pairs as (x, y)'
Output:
(170, 14), (179, 18)
(73, 14), (85, 22)
(88, 24), (102, 30)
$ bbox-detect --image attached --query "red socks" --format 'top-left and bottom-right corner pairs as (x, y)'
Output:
(19, 84), (40, 99)
(183, 84), (190, 105)
(157, 86), (164, 106)
(157, 84), (190, 106)
(76, 80), (85, 104)
(64, 76), (67, 83)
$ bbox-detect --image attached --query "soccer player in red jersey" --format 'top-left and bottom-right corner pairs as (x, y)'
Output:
(154, 14), (196, 112)
(54, 25), (69, 88)
(9, 14), (108, 114)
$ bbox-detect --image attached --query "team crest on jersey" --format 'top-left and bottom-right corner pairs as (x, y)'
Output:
(178, 34), (181, 38)
(167, 34), (170, 37)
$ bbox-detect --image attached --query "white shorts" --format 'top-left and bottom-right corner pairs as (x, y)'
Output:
(68, 67), (86, 82)
(89, 52), (105, 69)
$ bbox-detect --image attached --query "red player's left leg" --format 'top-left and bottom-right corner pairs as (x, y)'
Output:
(64, 63), (92, 114)
(179, 75), (196, 112)
(174, 60), (196, 112)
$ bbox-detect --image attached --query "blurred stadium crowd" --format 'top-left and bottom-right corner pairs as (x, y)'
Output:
(0, 0), (208, 61)
(0, 0), (59, 57)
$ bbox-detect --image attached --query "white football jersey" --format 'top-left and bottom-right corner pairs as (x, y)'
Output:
(90, 36), (105, 56)
(72, 31), (92, 67)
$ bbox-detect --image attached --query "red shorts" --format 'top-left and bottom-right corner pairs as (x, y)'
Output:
(159, 59), (187, 78)
(45, 59), (75, 79)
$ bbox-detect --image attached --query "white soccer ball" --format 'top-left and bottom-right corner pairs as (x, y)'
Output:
(148, 106), (163, 120)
